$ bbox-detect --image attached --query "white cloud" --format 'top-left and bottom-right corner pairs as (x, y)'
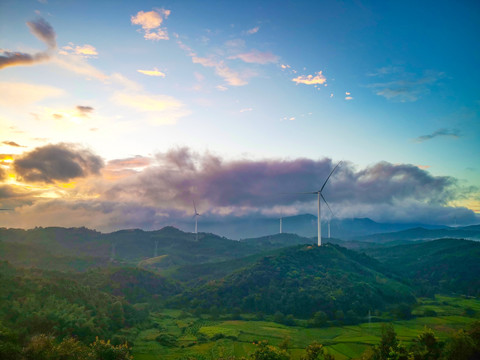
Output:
(229, 50), (278, 64)
(246, 26), (259, 35)
(53, 55), (108, 81)
(192, 56), (248, 86)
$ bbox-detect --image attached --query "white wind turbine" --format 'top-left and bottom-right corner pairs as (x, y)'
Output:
(193, 200), (201, 241)
(299, 162), (341, 246)
(279, 212), (283, 234)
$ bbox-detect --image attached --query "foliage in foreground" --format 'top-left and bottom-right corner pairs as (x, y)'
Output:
(360, 322), (480, 360)
(0, 332), (132, 360)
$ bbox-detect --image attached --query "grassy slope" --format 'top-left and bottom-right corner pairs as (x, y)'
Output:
(132, 295), (480, 360)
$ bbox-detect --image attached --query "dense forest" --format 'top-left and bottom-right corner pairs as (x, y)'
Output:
(1, 226), (480, 359)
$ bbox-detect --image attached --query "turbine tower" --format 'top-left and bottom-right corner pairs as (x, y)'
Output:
(193, 200), (201, 241)
(279, 214), (283, 234)
(301, 162), (341, 246)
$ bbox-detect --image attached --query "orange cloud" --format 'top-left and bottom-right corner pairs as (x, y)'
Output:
(131, 9), (170, 40)
(60, 43), (98, 57)
(137, 68), (166, 77)
(292, 71), (326, 85)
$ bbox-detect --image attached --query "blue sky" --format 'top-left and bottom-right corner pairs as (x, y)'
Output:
(0, 0), (479, 231)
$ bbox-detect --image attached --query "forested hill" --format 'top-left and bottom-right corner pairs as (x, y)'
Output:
(171, 244), (415, 320)
(0, 226), (320, 272)
(364, 238), (480, 296)
(354, 225), (480, 243)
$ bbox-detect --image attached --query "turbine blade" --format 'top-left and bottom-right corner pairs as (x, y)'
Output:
(320, 161), (342, 192)
(321, 193), (334, 216)
(193, 200), (197, 214)
(281, 192), (318, 195)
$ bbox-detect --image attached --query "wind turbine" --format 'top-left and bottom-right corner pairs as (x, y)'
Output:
(299, 162), (341, 246)
(193, 200), (201, 241)
(279, 212), (283, 234)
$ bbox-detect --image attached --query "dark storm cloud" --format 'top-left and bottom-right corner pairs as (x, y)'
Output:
(0, 17), (56, 70)
(14, 143), (104, 183)
(413, 128), (460, 143)
(106, 148), (458, 209)
(330, 162), (456, 205)
(76, 105), (94, 116)
(0, 184), (34, 199)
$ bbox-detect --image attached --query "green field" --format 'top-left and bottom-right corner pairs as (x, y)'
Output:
(131, 295), (480, 360)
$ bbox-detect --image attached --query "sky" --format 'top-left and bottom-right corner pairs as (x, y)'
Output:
(0, 0), (479, 233)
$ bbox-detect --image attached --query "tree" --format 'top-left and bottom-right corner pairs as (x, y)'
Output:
(393, 303), (412, 320)
(443, 330), (476, 360)
(310, 311), (328, 328)
(55, 337), (91, 360)
(23, 334), (56, 360)
(279, 336), (291, 351)
(362, 324), (406, 360)
(302, 342), (335, 360)
(0, 324), (22, 360)
(273, 312), (285, 324)
(250, 341), (290, 360)
(409, 327), (442, 360)
(89, 337), (132, 360)
(378, 324), (399, 359)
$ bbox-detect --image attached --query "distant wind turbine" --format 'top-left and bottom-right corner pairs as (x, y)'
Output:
(298, 162), (341, 246)
(193, 200), (201, 241)
(279, 212), (283, 234)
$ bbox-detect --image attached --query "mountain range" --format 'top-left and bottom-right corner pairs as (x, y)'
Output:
(173, 214), (451, 240)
